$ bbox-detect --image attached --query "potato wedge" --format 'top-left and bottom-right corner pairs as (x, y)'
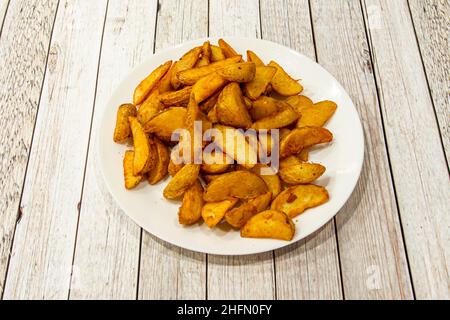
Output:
(171, 47), (202, 89)
(246, 50), (265, 67)
(178, 180), (204, 225)
(279, 163), (326, 184)
(271, 184), (329, 218)
(176, 56), (242, 85)
(202, 174), (222, 184)
(268, 60), (303, 96)
(286, 95), (313, 115)
(252, 102), (299, 130)
(147, 138), (170, 184)
(123, 151), (143, 189)
(218, 38), (239, 58)
(129, 116), (155, 175)
(137, 89), (163, 125)
(216, 82), (253, 128)
(200, 90), (220, 113)
(279, 155), (302, 169)
(157, 65), (173, 94)
(133, 60), (172, 105)
(211, 45), (226, 61)
(203, 170), (268, 202)
(243, 66), (277, 100)
(225, 202), (257, 228)
(250, 96), (278, 121)
(163, 164), (200, 199)
(297, 100), (337, 128)
(168, 158), (184, 176)
(248, 164), (281, 198)
(241, 210), (295, 241)
(143, 107), (187, 142)
(216, 62), (256, 83)
(279, 126), (333, 158)
(207, 104), (219, 123)
(202, 198), (238, 228)
(196, 41), (211, 67)
(192, 72), (228, 103)
(243, 96), (253, 109)
(159, 86), (192, 107)
(298, 149), (309, 161)
(202, 150), (233, 174)
(212, 124), (258, 169)
(114, 104), (137, 143)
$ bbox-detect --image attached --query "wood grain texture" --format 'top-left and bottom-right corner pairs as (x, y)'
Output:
(69, 1), (157, 299)
(260, 0), (342, 300)
(137, 0), (208, 300)
(0, 0), (59, 297)
(408, 0), (450, 163)
(310, 0), (413, 299)
(207, 0), (275, 300)
(0, 0), (8, 33)
(362, 0), (449, 299)
(2, 0), (107, 299)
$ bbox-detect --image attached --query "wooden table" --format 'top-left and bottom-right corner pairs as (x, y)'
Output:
(0, 0), (448, 300)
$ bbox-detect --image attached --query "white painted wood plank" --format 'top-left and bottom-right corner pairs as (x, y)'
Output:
(0, 0), (8, 32)
(260, 0), (342, 300)
(2, 0), (108, 299)
(69, 1), (158, 299)
(207, 0), (275, 300)
(0, 0), (58, 297)
(409, 0), (450, 163)
(138, 0), (208, 300)
(362, 0), (450, 299)
(310, 0), (414, 299)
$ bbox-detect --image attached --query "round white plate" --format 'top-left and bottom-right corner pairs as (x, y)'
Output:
(98, 37), (364, 255)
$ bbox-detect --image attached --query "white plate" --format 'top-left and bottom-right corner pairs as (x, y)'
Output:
(98, 37), (364, 255)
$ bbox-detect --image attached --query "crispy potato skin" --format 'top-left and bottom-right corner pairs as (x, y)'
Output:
(286, 95), (313, 115)
(171, 47), (202, 89)
(147, 138), (170, 185)
(200, 91), (220, 113)
(225, 202), (257, 228)
(143, 107), (187, 142)
(133, 60), (172, 105)
(192, 72), (228, 103)
(203, 170), (268, 202)
(159, 86), (192, 107)
(123, 151), (143, 189)
(168, 158), (184, 176)
(202, 198), (238, 228)
(196, 41), (211, 67)
(216, 62), (256, 83)
(271, 184), (329, 218)
(210, 45), (226, 61)
(252, 102), (299, 130)
(243, 66), (277, 100)
(297, 100), (337, 128)
(114, 104), (136, 143)
(279, 126), (333, 158)
(250, 96), (278, 121)
(163, 164), (200, 200)
(248, 164), (281, 198)
(241, 210), (295, 241)
(218, 39), (239, 58)
(178, 180), (204, 225)
(216, 82), (253, 128)
(279, 163), (326, 184)
(279, 155), (302, 169)
(137, 89), (163, 125)
(246, 50), (265, 67)
(268, 60), (303, 96)
(129, 116), (154, 175)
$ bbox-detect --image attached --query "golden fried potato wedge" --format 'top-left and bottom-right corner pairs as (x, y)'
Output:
(216, 62), (256, 83)
(250, 96), (278, 121)
(298, 149), (309, 161)
(218, 38), (239, 58)
(133, 60), (172, 105)
(249, 191), (273, 213)
(216, 82), (253, 128)
(143, 107), (187, 142)
(279, 163), (326, 184)
(202, 150), (234, 174)
(211, 45), (226, 61)
(249, 164), (281, 198)
(213, 124), (258, 169)
(163, 164), (200, 199)
(178, 180), (204, 225)
(200, 90), (220, 113)
(123, 151), (143, 189)
(243, 96), (253, 109)
(171, 47), (202, 89)
(225, 202), (257, 228)
(137, 89), (163, 125)
(257, 132), (275, 157)
(246, 50), (265, 67)
(243, 66), (277, 100)
(114, 104), (136, 143)
(196, 41), (211, 67)
(297, 100), (337, 128)
(279, 155), (302, 169)
(159, 86), (192, 107)
(268, 60), (303, 96)
(241, 210), (295, 241)
(271, 184), (329, 218)
(252, 102), (299, 130)
(202, 198), (238, 228)
(279, 126), (333, 158)
(285, 95), (313, 115)
(176, 56), (242, 85)
(168, 158), (184, 176)
(207, 104), (219, 123)
(147, 138), (170, 185)
(203, 170), (268, 202)
(157, 65), (173, 94)
(129, 117), (155, 175)
(202, 174), (222, 184)
(192, 72), (228, 103)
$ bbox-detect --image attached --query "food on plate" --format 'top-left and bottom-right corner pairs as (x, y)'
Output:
(112, 39), (339, 242)
(114, 104), (137, 143)
(241, 210), (295, 240)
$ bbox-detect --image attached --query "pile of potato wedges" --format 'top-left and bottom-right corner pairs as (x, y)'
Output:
(113, 39), (337, 241)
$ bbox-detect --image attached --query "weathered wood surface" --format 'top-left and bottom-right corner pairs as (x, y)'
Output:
(0, 0), (9, 33)
(362, 0), (449, 299)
